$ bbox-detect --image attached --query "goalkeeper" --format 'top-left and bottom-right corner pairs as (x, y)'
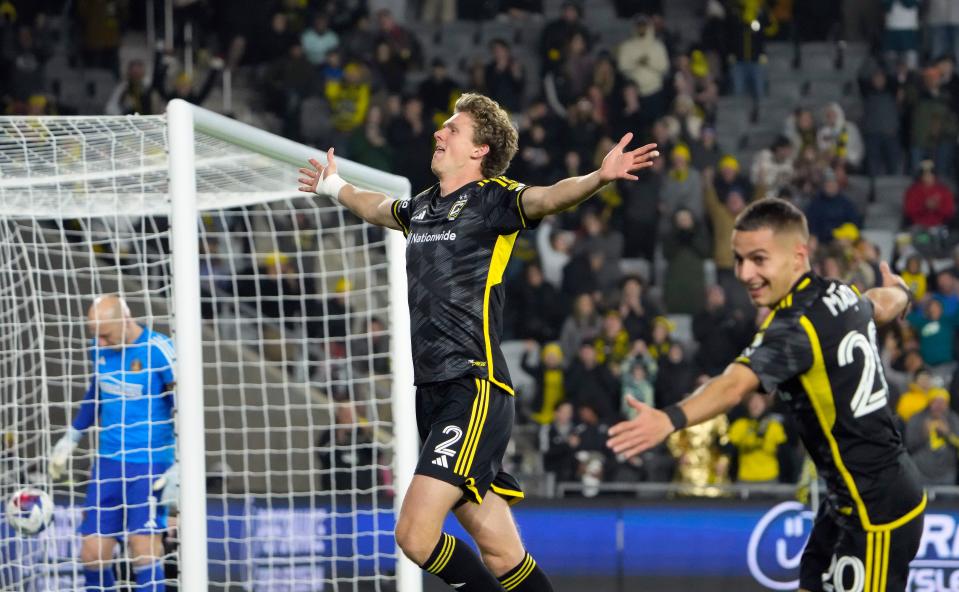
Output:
(49, 294), (177, 592)
(299, 93), (658, 591)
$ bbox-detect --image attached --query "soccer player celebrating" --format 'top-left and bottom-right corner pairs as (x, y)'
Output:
(299, 93), (658, 591)
(49, 294), (177, 592)
(608, 198), (924, 592)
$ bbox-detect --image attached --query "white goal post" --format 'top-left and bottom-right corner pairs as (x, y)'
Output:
(0, 99), (421, 592)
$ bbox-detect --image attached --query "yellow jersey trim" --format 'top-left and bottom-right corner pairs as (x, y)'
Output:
(490, 483), (525, 505)
(391, 199), (409, 236)
(798, 315), (927, 531)
(483, 233), (518, 395)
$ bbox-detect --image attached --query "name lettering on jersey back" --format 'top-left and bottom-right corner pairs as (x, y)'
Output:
(822, 283), (860, 317)
(408, 230), (457, 244)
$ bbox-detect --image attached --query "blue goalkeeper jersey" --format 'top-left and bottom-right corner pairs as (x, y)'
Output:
(73, 327), (177, 465)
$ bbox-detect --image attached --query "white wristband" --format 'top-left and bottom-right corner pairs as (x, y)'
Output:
(317, 172), (348, 200)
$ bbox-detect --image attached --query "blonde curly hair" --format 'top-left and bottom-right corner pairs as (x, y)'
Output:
(453, 93), (519, 178)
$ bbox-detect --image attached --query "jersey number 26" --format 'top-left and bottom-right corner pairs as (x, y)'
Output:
(837, 322), (888, 419)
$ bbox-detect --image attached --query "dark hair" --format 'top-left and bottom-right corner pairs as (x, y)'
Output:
(733, 198), (809, 239)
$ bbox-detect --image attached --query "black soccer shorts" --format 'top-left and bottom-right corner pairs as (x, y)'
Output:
(414, 376), (524, 506)
(799, 503), (924, 592)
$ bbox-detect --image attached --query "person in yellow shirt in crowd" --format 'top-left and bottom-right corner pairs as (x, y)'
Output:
(900, 254), (928, 301)
(325, 62), (371, 137)
(897, 367), (944, 423)
(728, 392), (787, 483)
(523, 341), (566, 425)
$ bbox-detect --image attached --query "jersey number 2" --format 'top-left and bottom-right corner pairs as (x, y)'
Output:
(837, 322), (888, 419)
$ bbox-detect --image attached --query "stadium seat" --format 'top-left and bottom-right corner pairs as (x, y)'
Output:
(861, 229), (895, 262)
(501, 339), (535, 401)
(619, 258), (651, 283)
(846, 175), (872, 212)
(666, 314), (693, 346)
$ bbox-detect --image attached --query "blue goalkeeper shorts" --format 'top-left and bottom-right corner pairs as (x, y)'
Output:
(79, 458), (170, 537)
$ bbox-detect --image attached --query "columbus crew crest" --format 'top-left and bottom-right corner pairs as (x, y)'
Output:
(447, 197), (468, 220)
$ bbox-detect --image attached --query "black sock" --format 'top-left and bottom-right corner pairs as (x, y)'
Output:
(422, 533), (501, 591)
(498, 552), (554, 591)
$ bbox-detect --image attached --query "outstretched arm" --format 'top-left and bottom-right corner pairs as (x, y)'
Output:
(520, 133), (658, 220)
(298, 148), (402, 230)
(865, 261), (912, 326)
(607, 363), (758, 459)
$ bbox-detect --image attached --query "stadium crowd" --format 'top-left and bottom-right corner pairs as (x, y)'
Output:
(5, 0), (959, 496)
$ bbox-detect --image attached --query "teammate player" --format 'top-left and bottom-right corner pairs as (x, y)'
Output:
(49, 294), (177, 592)
(298, 93), (658, 591)
(607, 198), (924, 592)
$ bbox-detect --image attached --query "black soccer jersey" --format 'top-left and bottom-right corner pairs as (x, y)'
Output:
(736, 273), (925, 529)
(391, 176), (539, 391)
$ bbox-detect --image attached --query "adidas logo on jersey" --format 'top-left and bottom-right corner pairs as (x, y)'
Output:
(432, 456), (449, 468)
(412, 209), (427, 221)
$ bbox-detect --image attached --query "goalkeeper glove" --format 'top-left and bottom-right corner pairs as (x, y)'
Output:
(49, 428), (81, 481)
(153, 463), (180, 510)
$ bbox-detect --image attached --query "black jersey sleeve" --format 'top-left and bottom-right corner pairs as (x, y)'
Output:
(479, 176), (540, 234)
(735, 311), (814, 394)
(391, 198), (413, 237)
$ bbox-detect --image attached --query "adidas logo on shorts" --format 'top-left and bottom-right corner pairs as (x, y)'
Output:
(432, 456), (449, 468)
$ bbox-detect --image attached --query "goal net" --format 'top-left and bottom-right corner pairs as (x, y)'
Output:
(0, 103), (417, 591)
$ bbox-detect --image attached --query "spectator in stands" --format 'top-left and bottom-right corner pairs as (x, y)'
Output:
(663, 94), (703, 144)
(374, 9), (420, 72)
(105, 59), (155, 116)
(904, 160), (956, 228)
(570, 404), (613, 496)
(693, 285), (753, 377)
(905, 388), (959, 486)
(934, 271), (959, 317)
(861, 68), (903, 176)
(618, 149), (664, 261)
(515, 121), (559, 186)
(726, 0), (772, 121)
(535, 218), (573, 289)
(728, 393), (787, 483)
(76, 0), (122, 74)
(618, 276), (658, 342)
(484, 38), (525, 114)
(908, 298), (958, 372)
(805, 169), (863, 245)
(655, 343), (698, 409)
(897, 367), (939, 423)
(784, 107), (819, 156)
(751, 136), (796, 199)
(901, 254), (929, 299)
(325, 62), (371, 147)
(540, 1), (589, 74)
(418, 58), (459, 127)
(524, 341), (566, 425)
(559, 294), (602, 366)
(660, 144), (704, 226)
(910, 66), (958, 177)
(317, 401), (376, 493)
(594, 311), (631, 365)
(301, 13), (339, 66)
(617, 14), (669, 121)
(257, 12), (297, 65)
(883, 0), (920, 70)
(702, 167), (750, 304)
(541, 401), (577, 482)
(929, 0), (959, 66)
(620, 340), (657, 415)
(550, 32), (594, 107)
(153, 50), (223, 107)
(714, 154), (753, 202)
(265, 43), (318, 142)
(348, 104), (392, 171)
(565, 341), (620, 422)
(508, 262), (563, 343)
(662, 208), (709, 314)
(3, 24), (47, 102)
(690, 126), (722, 171)
(370, 40), (406, 95)
(817, 103), (864, 170)
(648, 315), (675, 361)
(387, 96), (433, 193)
